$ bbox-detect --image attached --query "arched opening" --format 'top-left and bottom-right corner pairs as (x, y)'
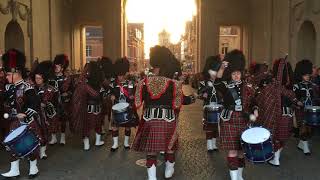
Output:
(297, 21), (316, 63)
(5, 20), (25, 53)
(125, 0), (198, 73)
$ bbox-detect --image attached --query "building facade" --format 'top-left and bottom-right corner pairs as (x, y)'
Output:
(127, 23), (144, 72)
(182, 16), (198, 73)
(85, 26), (103, 62)
(0, 0), (319, 73)
(158, 29), (182, 61)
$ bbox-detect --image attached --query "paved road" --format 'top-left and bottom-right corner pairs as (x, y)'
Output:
(0, 86), (319, 180)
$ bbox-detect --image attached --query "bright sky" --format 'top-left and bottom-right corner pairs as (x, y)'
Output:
(126, 0), (197, 58)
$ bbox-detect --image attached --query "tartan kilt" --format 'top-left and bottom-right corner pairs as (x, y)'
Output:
(82, 113), (103, 137)
(61, 102), (71, 122)
(102, 99), (112, 116)
(219, 112), (247, 151)
(274, 116), (293, 142)
(111, 108), (139, 128)
(132, 119), (178, 153)
(202, 118), (218, 131)
(295, 109), (305, 128)
(47, 116), (61, 134)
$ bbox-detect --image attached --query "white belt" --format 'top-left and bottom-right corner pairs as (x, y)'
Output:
(87, 105), (102, 115)
(282, 107), (293, 117)
(143, 108), (175, 122)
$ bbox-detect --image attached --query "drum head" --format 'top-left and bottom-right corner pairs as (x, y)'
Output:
(241, 127), (270, 144)
(112, 102), (129, 111)
(4, 125), (27, 143)
(305, 106), (320, 111)
(204, 104), (223, 110)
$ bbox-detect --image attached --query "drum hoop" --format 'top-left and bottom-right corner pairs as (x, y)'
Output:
(244, 152), (274, 163)
(15, 142), (40, 159)
(112, 103), (129, 110)
(204, 104), (223, 111)
(241, 127), (271, 144)
(4, 125), (29, 143)
(305, 106), (320, 112)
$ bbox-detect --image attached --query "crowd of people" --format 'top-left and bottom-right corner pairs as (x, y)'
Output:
(0, 47), (318, 180)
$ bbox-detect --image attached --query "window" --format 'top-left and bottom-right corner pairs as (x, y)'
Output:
(222, 45), (228, 55)
(86, 45), (92, 57)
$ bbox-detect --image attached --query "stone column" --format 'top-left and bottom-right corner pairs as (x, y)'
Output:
(103, 0), (126, 61)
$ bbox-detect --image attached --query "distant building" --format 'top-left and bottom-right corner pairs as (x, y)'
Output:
(85, 26), (103, 62)
(158, 29), (182, 61)
(127, 23), (145, 72)
(182, 16), (197, 73)
(219, 26), (241, 55)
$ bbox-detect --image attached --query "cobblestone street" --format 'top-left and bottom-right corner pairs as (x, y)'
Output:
(0, 86), (319, 180)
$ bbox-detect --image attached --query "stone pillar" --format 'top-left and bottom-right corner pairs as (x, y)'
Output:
(103, 0), (126, 61)
(199, 0), (219, 71)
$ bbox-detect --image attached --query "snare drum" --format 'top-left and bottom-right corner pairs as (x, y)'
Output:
(3, 125), (40, 158)
(204, 104), (223, 124)
(241, 127), (274, 163)
(112, 102), (130, 124)
(304, 106), (320, 126)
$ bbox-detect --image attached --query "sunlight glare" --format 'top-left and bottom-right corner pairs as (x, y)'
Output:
(126, 0), (197, 58)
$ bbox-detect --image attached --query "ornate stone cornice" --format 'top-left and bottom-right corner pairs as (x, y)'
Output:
(0, 0), (30, 22)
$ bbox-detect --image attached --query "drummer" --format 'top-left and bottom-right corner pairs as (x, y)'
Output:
(201, 50), (258, 180)
(212, 50), (258, 180)
(256, 58), (302, 167)
(198, 55), (224, 152)
(109, 58), (139, 151)
(1, 49), (42, 178)
(293, 59), (319, 155)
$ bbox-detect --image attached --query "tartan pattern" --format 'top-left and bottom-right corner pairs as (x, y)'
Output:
(47, 116), (61, 134)
(82, 113), (103, 137)
(134, 79), (144, 108)
(295, 109), (313, 139)
(70, 82), (99, 135)
(274, 116), (293, 142)
(295, 109), (305, 128)
(257, 84), (296, 138)
(132, 119), (178, 153)
(219, 112), (247, 151)
(241, 83), (256, 113)
(172, 80), (183, 109)
(256, 59), (297, 144)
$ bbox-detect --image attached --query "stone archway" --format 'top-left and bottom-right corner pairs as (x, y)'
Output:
(297, 21), (316, 63)
(5, 20), (25, 53)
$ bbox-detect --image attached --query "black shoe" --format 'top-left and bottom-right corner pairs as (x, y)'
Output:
(124, 146), (130, 150)
(28, 173), (39, 179)
(267, 161), (280, 167)
(41, 156), (48, 160)
(304, 152), (311, 156)
(110, 147), (118, 152)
